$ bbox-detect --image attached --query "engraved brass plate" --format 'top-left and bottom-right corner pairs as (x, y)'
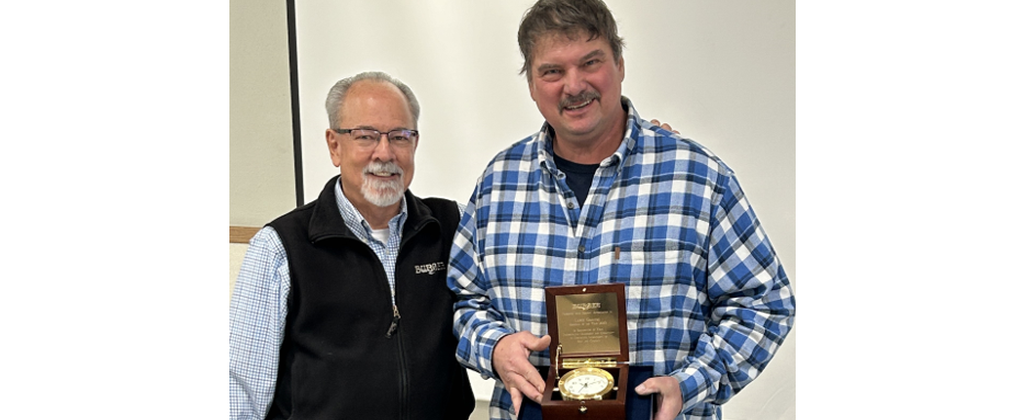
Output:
(553, 292), (621, 355)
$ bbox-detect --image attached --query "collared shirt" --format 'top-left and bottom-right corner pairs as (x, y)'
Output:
(228, 179), (407, 419)
(447, 98), (795, 420)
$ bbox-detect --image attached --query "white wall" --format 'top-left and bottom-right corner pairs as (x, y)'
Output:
(282, 1), (796, 418)
(292, 0), (794, 292)
(230, 0), (296, 226)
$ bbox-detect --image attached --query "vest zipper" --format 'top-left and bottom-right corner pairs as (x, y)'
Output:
(385, 303), (401, 338)
(388, 296), (410, 419)
(396, 325), (410, 420)
(393, 223), (420, 419)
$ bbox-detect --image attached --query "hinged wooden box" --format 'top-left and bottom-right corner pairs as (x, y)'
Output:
(541, 283), (629, 419)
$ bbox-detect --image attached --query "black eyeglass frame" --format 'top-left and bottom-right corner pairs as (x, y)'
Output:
(331, 127), (419, 143)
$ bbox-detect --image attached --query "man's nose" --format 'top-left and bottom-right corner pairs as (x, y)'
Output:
(562, 68), (588, 96)
(370, 134), (397, 160)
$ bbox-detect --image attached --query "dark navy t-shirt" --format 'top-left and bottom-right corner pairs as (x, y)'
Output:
(553, 153), (600, 205)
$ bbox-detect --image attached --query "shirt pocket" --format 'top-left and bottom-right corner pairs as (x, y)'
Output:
(609, 241), (705, 361)
(610, 240), (686, 284)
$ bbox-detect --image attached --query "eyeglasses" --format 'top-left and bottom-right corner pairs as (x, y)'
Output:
(333, 128), (418, 149)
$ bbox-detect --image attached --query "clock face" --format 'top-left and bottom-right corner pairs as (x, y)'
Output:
(557, 367), (615, 401)
(563, 373), (610, 395)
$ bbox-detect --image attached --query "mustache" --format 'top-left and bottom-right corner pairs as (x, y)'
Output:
(559, 90), (601, 111)
(363, 161), (404, 177)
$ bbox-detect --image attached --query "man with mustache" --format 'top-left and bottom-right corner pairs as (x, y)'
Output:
(229, 71), (475, 419)
(447, 1), (796, 419)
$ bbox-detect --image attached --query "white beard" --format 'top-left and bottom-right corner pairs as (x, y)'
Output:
(361, 161), (405, 207)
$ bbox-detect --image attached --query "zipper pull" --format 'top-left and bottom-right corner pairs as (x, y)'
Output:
(385, 304), (401, 338)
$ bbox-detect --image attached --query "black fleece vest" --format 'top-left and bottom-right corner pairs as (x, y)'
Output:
(265, 176), (474, 420)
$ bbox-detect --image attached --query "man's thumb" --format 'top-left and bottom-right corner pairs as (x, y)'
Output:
(527, 334), (552, 351)
(634, 379), (657, 396)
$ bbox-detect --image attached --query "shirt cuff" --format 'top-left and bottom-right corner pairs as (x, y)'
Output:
(671, 364), (717, 414)
(475, 327), (514, 379)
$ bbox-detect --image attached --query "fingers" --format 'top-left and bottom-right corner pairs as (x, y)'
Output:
(524, 333), (551, 391)
(527, 334), (552, 351)
(508, 386), (523, 417)
(518, 334), (550, 403)
(649, 118), (680, 134)
(634, 375), (673, 395)
(519, 371), (545, 405)
(493, 332), (552, 412)
(635, 376), (683, 420)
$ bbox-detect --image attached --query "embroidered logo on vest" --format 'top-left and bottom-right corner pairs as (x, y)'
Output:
(415, 261), (447, 275)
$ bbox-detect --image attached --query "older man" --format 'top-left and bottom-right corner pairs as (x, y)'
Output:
(229, 71), (474, 419)
(447, 1), (796, 419)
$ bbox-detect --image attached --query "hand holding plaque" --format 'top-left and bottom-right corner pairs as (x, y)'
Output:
(492, 331), (552, 414)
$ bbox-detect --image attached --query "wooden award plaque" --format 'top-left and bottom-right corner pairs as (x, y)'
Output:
(540, 283), (629, 419)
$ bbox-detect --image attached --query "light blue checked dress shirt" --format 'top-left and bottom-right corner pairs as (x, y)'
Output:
(228, 180), (408, 419)
(447, 98), (796, 420)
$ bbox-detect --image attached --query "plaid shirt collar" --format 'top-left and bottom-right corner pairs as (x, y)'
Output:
(535, 96), (641, 175)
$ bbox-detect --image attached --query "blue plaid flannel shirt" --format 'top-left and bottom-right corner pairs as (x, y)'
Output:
(447, 98), (795, 420)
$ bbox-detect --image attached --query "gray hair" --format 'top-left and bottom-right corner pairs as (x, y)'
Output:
(517, 0), (625, 78)
(324, 71), (421, 129)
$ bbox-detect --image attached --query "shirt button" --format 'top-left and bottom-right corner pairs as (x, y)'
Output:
(567, 202), (575, 209)
(578, 245), (585, 253)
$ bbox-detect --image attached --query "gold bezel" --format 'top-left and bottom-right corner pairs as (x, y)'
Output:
(556, 367), (615, 401)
